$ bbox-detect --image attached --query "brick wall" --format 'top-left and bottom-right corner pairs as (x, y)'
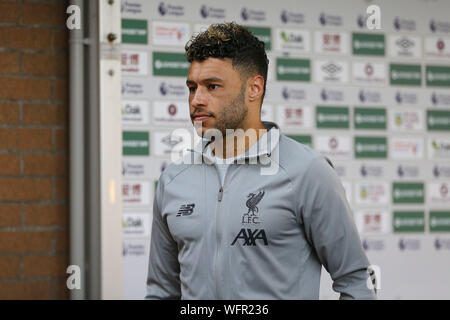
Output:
(0, 0), (69, 299)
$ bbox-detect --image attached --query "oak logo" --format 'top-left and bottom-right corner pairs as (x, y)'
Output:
(231, 228), (268, 246)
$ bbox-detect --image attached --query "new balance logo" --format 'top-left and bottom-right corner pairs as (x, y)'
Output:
(231, 228), (268, 246)
(176, 204), (195, 217)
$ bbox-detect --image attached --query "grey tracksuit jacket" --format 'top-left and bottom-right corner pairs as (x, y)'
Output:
(146, 121), (376, 300)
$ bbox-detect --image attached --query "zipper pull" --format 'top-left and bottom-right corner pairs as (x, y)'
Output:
(218, 187), (223, 202)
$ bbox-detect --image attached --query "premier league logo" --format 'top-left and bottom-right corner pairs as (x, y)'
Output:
(158, 2), (167, 16)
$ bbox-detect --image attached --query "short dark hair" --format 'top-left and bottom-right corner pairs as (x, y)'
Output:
(185, 22), (269, 104)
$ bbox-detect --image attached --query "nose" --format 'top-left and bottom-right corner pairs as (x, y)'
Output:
(191, 86), (207, 108)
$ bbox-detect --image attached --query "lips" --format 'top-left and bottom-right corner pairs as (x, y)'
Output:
(192, 112), (213, 121)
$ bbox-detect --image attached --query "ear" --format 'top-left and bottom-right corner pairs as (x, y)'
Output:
(247, 75), (264, 103)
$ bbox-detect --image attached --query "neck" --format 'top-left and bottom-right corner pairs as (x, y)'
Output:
(213, 120), (266, 159)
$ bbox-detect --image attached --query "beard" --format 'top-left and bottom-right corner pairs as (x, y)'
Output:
(215, 86), (248, 136)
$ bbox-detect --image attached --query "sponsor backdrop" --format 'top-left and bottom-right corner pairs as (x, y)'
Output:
(119, 0), (450, 299)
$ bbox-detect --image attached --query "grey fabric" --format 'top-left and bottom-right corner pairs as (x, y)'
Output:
(146, 121), (376, 300)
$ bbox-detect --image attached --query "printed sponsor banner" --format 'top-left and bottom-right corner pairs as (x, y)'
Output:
(240, 7), (267, 23)
(390, 137), (424, 160)
(354, 108), (386, 130)
(390, 109), (424, 131)
(122, 78), (149, 99)
(428, 138), (450, 159)
(198, 4), (226, 20)
(154, 78), (188, 99)
(153, 130), (192, 159)
(286, 135), (312, 148)
(261, 104), (274, 122)
(276, 58), (310, 82)
(153, 52), (189, 77)
(123, 131), (150, 156)
(121, 0), (148, 18)
(425, 37), (450, 59)
(431, 91), (450, 107)
(395, 164), (421, 179)
(277, 105), (313, 128)
(152, 101), (190, 126)
(392, 89), (420, 106)
(157, 2), (185, 17)
(428, 182), (450, 204)
(426, 65), (450, 87)
(359, 163), (385, 178)
(122, 19), (148, 44)
(394, 212), (425, 233)
(392, 182), (425, 204)
(121, 51), (148, 76)
(314, 31), (349, 54)
(316, 106), (349, 129)
(388, 35), (421, 58)
(430, 211), (450, 232)
(314, 60), (349, 84)
(362, 239), (385, 251)
(356, 89), (383, 105)
(430, 19), (450, 33)
(352, 33), (385, 56)
(398, 238), (421, 250)
(152, 21), (190, 47)
(355, 182), (389, 205)
(280, 9), (305, 25)
(318, 12), (343, 27)
(275, 28), (310, 52)
(352, 62), (386, 86)
(122, 213), (151, 238)
(122, 158), (151, 178)
(122, 100), (149, 125)
(390, 64), (422, 86)
(354, 137), (387, 159)
(316, 135), (352, 159)
(355, 210), (390, 234)
(319, 87), (345, 104)
(276, 84), (308, 103)
(246, 26), (271, 50)
(432, 164), (450, 178)
(393, 17), (417, 32)
(122, 181), (151, 207)
(427, 110), (450, 131)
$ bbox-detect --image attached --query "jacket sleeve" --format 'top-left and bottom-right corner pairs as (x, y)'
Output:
(299, 157), (377, 300)
(145, 177), (181, 299)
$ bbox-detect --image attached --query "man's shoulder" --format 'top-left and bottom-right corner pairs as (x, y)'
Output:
(158, 158), (193, 187)
(277, 134), (324, 169)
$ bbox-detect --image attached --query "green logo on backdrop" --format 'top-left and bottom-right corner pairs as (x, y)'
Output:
(354, 136), (387, 158)
(247, 26), (271, 51)
(352, 33), (385, 56)
(287, 135), (312, 147)
(427, 110), (450, 131)
(430, 211), (450, 232)
(316, 106), (349, 129)
(276, 58), (310, 81)
(122, 19), (148, 44)
(354, 108), (386, 130)
(426, 65), (450, 87)
(153, 52), (189, 77)
(392, 182), (424, 204)
(390, 64), (422, 86)
(123, 131), (149, 156)
(394, 211), (425, 233)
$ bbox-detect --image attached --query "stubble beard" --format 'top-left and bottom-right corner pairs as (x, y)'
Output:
(215, 86), (248, 136)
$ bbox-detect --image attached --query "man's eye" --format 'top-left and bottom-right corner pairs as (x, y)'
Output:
(208, 84), (218, 90)
(188, 87), (196, 93)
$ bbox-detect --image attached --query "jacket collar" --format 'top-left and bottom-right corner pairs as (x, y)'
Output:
(189, 121), (280, 165)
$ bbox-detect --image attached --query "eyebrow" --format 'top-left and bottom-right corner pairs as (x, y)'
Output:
(186, 77), (224, 86)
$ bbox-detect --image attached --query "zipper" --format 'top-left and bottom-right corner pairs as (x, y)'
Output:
(215, 186), (223, 299)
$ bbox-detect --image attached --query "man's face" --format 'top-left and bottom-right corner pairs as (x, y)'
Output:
(186, 58), (248, 136)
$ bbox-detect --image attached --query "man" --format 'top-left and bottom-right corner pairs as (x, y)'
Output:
(146, 22), (376, 300)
